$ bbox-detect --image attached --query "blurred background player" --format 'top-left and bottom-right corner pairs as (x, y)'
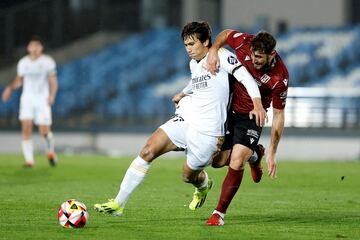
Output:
(206, 30), (289, 226)
(94, 21), (265, 217)
(1, 36), (58, 167)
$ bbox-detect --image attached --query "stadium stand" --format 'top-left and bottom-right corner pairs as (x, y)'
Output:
(53, 28), (189, 120)
(1, 25), (360, 129)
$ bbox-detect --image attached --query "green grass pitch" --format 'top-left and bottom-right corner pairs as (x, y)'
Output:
(0, 154), (359, 240)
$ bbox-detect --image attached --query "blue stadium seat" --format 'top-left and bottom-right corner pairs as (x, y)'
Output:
(4, 26), (358, 120)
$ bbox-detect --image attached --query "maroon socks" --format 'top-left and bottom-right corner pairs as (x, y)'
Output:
(215, 167), (244, 213)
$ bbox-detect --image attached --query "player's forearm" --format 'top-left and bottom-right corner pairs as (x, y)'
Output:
(49, 75), (58, 99)
(251, 98), (263, 110)
(7, 76), (23, 90)
(233, 66), (261, 99)
(182, 80), (193, 95)
(269, 109), (285, 156)
(211, 29), (233, 50)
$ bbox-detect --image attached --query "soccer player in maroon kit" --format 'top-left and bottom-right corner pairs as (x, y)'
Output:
(205, 30), (289, 226)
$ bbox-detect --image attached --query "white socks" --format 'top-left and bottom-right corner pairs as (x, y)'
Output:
(22, 132), (55, 165)
(195, 171), (208, 190)
(213, 210), (225, 219)
(45, 132), (55, 153)
(115, 156), (150, 208)
(22, 139), (34, 165)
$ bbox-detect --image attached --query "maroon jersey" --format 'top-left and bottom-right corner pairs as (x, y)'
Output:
(226, 30), (289, 113)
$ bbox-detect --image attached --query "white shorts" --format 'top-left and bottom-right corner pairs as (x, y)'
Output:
(19, 96), (52, 126)
(160, 115), (224, 170)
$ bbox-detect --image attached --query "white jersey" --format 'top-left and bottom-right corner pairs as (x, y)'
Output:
(17, 54), (56, 99)
(186, 48), (242, 136)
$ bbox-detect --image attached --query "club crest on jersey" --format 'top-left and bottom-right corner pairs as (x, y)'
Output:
(260, 74), (271, 84)
(227, 56), (238, 65)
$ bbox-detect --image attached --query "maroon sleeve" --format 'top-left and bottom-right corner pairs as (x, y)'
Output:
(271, 78), (288, 110)
(226, 31), (251, 50)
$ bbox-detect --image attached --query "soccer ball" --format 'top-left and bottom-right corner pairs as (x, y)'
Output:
(58, 199), (89, 228)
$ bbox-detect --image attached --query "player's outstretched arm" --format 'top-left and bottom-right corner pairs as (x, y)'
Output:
(232, 65), (267, 127)
(1, 76), (23, 103)
(207, 29), (233, 75)
(266, 108), (285, 179)
(172, 91), (186, 107)
(172, 80), (192, 107)
(249, 98), (267, 127)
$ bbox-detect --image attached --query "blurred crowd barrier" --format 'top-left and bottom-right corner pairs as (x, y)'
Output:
(273, 87), (360, 129)
(0, 131), (358, 160)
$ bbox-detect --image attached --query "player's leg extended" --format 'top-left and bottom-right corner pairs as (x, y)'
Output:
(184, 163), (213, 210)
(186, 133), (223, 210)
(212, 125), (233, 168)
(21, 120), (34, 167)
(207, 144), (252, 226)
(39, 125), (56, 166)
(94, 128), (178, 216)
(35, 99), (55, 166)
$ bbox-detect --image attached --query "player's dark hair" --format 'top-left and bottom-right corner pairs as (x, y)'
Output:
(251, 31), (276, 54)
(29, 35), (43, 45)
(181, 21), (212, 47)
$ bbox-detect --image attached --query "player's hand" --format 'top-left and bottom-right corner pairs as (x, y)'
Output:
(266, 155), (277, 179)
(206, 47), (220, 75)
(1, 87), (12, 103)
(48, 95), (55, 106)
(172, 92), (185, 107)
(249, 106), (267, 127)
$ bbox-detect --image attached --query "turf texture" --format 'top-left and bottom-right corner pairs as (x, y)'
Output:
(0, 154), (359, 240)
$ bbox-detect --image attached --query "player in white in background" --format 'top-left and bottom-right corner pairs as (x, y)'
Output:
(1, 36), (58, 167)
(94, 21), (266, 217)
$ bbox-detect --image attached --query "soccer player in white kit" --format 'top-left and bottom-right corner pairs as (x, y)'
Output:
(1, 36), (58, 167)
(94, 22), (266, 217)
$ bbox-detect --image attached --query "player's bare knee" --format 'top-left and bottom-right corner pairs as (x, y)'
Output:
(211, 161), (222, 168)
(212, 158), (229, 168)
(229, 158), (246, 170)
(21, 125), (32, 136)
(39, 130), (48, 138)
(139, 144), (156, 161)
(182, 174), (191, 183)
(182, 174), (196, 184)
(38, 126), (49, 137)
(211, 151), (230, 168)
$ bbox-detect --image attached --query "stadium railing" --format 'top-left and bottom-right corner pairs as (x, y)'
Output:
(273, 87), (360, 129)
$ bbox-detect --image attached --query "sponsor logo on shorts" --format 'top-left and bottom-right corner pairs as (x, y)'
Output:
(246, 129), (259, 139)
